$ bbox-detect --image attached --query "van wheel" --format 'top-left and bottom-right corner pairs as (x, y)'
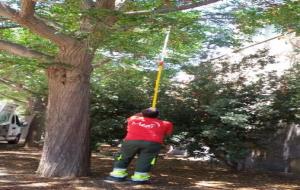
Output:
(8, 135), (20, 144)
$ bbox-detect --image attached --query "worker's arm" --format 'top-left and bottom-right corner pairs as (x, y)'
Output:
(163, 121), (173, 136)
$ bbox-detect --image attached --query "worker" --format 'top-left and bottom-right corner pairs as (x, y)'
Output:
(105, 108), (173, 184)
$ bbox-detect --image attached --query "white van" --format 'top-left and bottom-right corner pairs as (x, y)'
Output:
(0, 102), (25, 144)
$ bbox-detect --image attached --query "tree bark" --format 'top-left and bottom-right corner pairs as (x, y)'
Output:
(124, 0), (222, 15)
(25, 114), (44, 147)
(37, 43), (93, 177)
(24, 97), (46, 147)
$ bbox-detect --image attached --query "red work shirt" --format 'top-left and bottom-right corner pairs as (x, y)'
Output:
(124, 116), (173, 144)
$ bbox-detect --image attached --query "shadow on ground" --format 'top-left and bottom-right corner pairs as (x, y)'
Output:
(0, 144), (300, 190)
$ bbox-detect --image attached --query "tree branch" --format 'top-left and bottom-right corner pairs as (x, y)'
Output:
(0, 40), (54, 63)
(80, 1), (117, 33)
(20, 0), (36, 18)
(96, 0), (116, 9)
(0, 2), (76, 47)
(0, 77), (36, 94)
(80, 0), (95, 32)
(81, 0), (95, 9)
(204, 32), (294, 63)
(0, 92), (27, 104)
(92, 58), (111, 69)
(124, 0), (222, 15)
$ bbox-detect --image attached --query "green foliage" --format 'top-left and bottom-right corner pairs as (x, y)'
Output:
(1, 0), (207, 64)
(235, 0), (300, 34)
(91, 10), (205, 62)
(160, 49), (293, 167)
(0, 28), (58, 55)
(0, 54), (47, 101)
(0, 55), (46, 87)
(37, 0), (82, 34)
(235, 8), (266, 34)
(272, 63), (300, 122)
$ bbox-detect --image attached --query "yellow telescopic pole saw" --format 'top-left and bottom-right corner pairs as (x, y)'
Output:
(151, 27), (171, 109)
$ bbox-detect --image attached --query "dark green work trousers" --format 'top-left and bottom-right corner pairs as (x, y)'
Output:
(114, 140), (162, 173)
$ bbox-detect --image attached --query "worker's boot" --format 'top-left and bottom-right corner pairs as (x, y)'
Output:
(130, 172), (150, 184)
(104, 168), (128, 183)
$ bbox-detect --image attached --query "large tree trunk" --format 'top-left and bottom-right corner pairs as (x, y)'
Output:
(37, 43), (93, 177)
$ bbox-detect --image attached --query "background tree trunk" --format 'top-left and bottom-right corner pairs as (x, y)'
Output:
(37, 44), (93, 177)
(24, 97), (46, 147)
(25, 114), (44, 146)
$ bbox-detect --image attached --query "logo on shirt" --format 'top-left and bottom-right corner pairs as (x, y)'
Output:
(132, 121), (161, 129)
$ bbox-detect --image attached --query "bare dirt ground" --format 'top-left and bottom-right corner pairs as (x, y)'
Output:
(0, 144), (300, 190)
